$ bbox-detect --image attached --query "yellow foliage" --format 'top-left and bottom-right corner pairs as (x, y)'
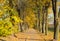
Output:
(24, 8), (36, 28)
(0, 10), (3, 16)
(0, 0), (22, 36)
(11, 16), (23, 23)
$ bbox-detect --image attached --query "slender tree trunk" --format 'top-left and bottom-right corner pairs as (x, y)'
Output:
(45, 9), (48, 35)
(34, 0), (41, 31)
(17, 0), (23, 32)
(58, 9), (60, 17)
(38, 9), (41, 32)
(42, 15), (45, 33)
(52, 0), (59, 41)
(42, 7), (45, 33)
(17, 9), (23, 32)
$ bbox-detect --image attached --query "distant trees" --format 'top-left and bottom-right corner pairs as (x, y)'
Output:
(45, 2), (50, 35)
(40, 0), (51, 35)
(35, 0), (42, 32)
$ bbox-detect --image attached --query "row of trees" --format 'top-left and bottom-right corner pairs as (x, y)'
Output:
(10, 0), (59, 41)
(0, 0), (59, 41)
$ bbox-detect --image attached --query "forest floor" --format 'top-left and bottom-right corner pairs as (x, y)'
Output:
(0, 28), (60, 41)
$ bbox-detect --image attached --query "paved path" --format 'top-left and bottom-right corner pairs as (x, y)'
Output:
(0, 28), (51, 41)
(17, 28), (45, 41)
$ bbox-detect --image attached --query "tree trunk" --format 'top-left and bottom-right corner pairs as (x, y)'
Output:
(38, 9), (41, 32)
(34, 0), (41, 31)
(42, 7), (45, 33)
(52, 0), (59, 41)
(17, 9), (23, 32)
(45, 9), (48, 35)
(17, 0), (23, 32)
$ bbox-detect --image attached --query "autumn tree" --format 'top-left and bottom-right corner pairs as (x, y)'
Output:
(42, 6), (45, 33)
(0, 0), (22, 36)
(41, 0), (51, 35)
(52, 0), (59, 41)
